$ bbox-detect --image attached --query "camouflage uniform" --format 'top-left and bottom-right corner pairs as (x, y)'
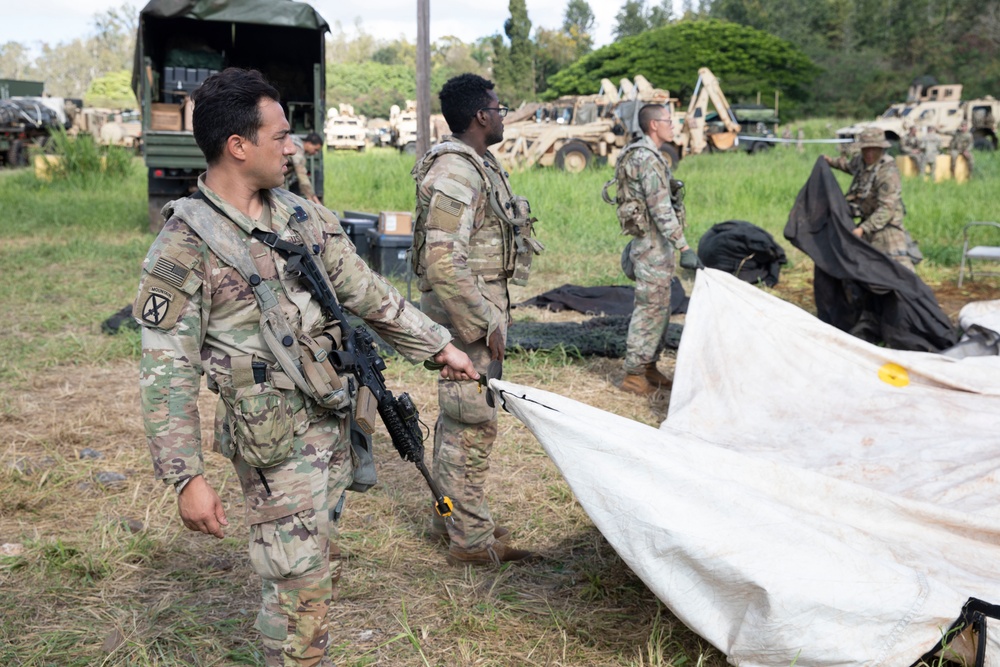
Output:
(828, 152), (913, 271)
(950, 129), (974, 174)
(286, 135), (316, 200)
(616, 134), (688, 375)
(900, 131), (924, 173)
(411, 137), (539, 554)
(134, 175), (450, 666)
(922, 130), (941, 176)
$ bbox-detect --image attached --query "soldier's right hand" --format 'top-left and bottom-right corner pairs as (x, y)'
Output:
(679, 248), (704, 270)
(487, 329), (506, 362)
(178, 475), (229, 539)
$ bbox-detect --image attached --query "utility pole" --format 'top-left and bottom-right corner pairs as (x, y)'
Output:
(416, 0), (431, 157)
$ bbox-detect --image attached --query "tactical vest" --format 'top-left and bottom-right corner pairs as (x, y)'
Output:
(411, 139), (542, 286)
(165, 190), (350, 415)
(602, 140), (685, 236)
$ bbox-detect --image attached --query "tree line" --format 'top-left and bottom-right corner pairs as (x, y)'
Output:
(1, 0), (996, 120)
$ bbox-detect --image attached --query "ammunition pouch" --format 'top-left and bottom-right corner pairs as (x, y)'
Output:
(508, 196), (543, 286)
(227, 382), (296, 469)
(298, 330), (351, 412)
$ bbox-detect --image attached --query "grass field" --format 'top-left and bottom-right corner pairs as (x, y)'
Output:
(1, 128), (999, 666)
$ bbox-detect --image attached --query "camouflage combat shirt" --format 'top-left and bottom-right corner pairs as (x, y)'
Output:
(618, 134), (688, 249)
(829, 152), (905, 236)
(412, 138), (515, 344)
(286, 135), (315, 199)
(134, 175), (450, 485)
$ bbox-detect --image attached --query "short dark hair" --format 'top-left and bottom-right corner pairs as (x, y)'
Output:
(439, 73), (495, 134)
(638, 104), (668, 134)
(304, 132), (323, 146)
(192, 68), (281, 164)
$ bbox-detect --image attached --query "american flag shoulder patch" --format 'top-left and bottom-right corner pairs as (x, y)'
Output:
(151, 257), (190, 289)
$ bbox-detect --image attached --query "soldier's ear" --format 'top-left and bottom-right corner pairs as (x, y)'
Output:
(226, 134), (248, 161)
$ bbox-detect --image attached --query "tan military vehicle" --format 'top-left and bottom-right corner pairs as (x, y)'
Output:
(836, 82), (999, 151)
(72, 107), (143, 151)
(387, 101), (446, 154)
(493, 75), (680, 172)
(493, 68), (746, 171)
(324, 104), (367, 151)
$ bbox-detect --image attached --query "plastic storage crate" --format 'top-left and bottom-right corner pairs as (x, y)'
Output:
(365, 229), (413, 277)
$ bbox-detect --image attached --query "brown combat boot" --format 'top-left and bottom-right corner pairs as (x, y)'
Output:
(644, 363), (673, 391)
(447, 540), (535, 566)
(618, 372), (657, 397)
(429, 524), (511, 546)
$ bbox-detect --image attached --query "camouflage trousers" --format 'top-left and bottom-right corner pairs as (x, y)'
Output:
(863, 222), (915, 273)
(428, 335), (499, 552)
(232, 411), (353, 667)
(951, 150), (974, 174)
(624, 232), (674, 374)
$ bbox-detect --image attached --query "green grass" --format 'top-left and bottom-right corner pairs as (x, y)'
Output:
(0, 126), (996, 666)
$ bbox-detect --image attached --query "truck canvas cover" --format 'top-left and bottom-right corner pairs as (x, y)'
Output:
(131, 0), (328, 96)
(492, 269), (1000, 667)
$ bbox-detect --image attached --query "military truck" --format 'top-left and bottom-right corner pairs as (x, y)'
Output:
(836, 82), (1000, 151)
(132, 0), (328, 232)
(0, 93), (72, 168)
(494, 76), (679, 172)
(324, 104), (367, 151)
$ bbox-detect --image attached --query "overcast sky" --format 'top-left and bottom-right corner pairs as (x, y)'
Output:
(2, 0), (651, 52)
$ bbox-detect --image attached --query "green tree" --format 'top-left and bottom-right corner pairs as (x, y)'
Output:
(613, 1), (649, 40)
(0, 41), (37, 80)
(545, 19), (819, 116)
(563, 0), (596, 56)
(84, 69), (136, 108)
(493, 0), (535, 104)
(534, 28), (577, 95)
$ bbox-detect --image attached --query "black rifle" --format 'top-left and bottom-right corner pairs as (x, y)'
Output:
(253, 226), (454, 519)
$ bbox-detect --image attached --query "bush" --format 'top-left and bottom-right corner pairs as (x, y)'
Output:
(544, 19), (820, 117)
(36, 127), (135, 184)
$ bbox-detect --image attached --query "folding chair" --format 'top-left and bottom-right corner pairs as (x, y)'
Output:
(958, 221), (1000, 287)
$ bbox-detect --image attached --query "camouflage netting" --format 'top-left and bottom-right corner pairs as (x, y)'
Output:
(508, 316), (683, 358)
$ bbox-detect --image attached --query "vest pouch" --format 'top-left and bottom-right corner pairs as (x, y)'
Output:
(299, 333), (351, 412)
(230, 384), (295, 468)
(617, 199), (646, 236)
(347, 421), (377, 493)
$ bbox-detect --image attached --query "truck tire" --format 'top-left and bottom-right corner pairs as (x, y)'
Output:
(973, 134), (996, 151)
(6, 139), (26, 168)
(555, 141), (592, 172)
(402, 141), (417, 155)
(660, 143), (681, 169)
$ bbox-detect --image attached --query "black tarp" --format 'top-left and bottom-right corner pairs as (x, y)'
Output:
(697, 220), (787, 287)
(515, 280), (689, 317)
(784, 158), (956, 352)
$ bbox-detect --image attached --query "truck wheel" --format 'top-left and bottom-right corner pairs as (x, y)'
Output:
(660, 143), (681, 169)
(749, 141), (771, 154)
(6, 139), (26, 168)
(973, 135), (996, 151)
(402, 142), (417, 155)
(555, 141), (592, 172)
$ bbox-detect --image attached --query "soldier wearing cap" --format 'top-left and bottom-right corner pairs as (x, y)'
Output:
(824, 127), (914, 271)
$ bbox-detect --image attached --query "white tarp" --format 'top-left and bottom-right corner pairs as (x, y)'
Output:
(493, 269), (1000, 667)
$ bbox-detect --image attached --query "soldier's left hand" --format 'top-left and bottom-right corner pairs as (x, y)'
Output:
(432, 343), (480, 382)
(852, 227), (864, 238)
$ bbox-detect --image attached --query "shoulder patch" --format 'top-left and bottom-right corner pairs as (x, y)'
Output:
(427, 192), (465, 233)
(133, 277), (187, 330)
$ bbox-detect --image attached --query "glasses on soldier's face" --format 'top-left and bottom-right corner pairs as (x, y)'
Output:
(480, 107), (509, 118)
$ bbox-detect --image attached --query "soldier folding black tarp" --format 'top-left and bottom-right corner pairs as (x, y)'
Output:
(784, 158), (956, 352)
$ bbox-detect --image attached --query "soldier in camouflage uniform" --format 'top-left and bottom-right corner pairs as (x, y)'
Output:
(133, 68), (477, 667)
(286, 132), (323, 204)
(615, 104), (702, 397)
(824, 127), (914, 272)
(900, 126), (924, 174)
(950, 121), (974, 176)
(411, 74), (542, 566)
(922, 125), (941, 177)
